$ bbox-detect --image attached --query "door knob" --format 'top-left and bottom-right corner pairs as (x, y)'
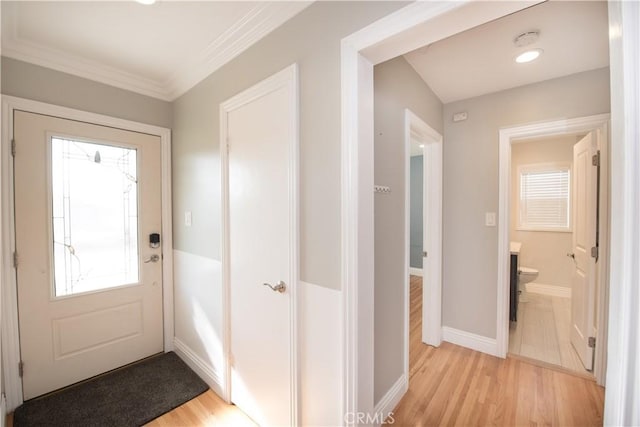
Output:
(144, 254), (160, 263)
(263, 281), (286, 293)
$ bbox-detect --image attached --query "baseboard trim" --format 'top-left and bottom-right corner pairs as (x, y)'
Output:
(526, 282), (571, 298)
(409, 267), (423, 277)
(373, 374), (408, 426)
(0, 393), (6, 427)
(442, 326), (498, 357)
(173, 338), (223, 396)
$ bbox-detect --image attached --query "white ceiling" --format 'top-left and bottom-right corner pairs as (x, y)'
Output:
(404, 1), (610, 104)
(1, 1), (311, 101)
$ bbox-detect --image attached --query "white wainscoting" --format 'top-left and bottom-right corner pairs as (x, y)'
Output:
(299, 281), (342, 427)
(526, 283), (572, 298)
(174, 338), (223, 396)
(173, 252), (342, 423)
(172, 250), (224, 395)
(442, 326), (498, 357)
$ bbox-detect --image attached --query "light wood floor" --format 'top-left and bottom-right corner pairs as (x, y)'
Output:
(509, 292), (590, 374)
(144, 390), (255, 426)
(391, 276), (604, 426)
(9, 276), (603, 426)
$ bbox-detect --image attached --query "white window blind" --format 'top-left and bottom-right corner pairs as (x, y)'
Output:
(518, 165), (571, 231)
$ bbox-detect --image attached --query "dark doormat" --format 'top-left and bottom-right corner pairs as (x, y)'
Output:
(13, 352), (208, 427)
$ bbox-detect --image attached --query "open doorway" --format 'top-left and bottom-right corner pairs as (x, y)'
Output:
(360, 0), (613, 418)
(506, 125), (609, 380)
(499, 114), (610, 384)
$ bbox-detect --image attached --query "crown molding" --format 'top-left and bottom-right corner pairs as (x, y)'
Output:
(2, 2), (311, 102)
(164, 2), (310, 100)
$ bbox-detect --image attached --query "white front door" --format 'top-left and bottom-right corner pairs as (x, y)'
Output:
(570, 131), (598, 371)
(223, 66), (297, 426)
(14, 111), (164, 399)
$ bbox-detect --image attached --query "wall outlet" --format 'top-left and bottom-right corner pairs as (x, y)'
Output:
(485, 212), (496, 227)
(185, 211), (192, 227)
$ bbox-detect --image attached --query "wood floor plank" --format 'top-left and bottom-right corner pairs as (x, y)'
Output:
(10, 274), (599, 427)
(392, 276), (604, 427)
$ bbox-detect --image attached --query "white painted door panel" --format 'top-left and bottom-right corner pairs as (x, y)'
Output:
(571, 131), (597, 370)
(226, 74), (295, 426)
(14, 111), (163, 399)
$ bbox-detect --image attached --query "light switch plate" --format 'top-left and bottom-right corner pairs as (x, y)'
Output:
(185, 211), (192, 227)
(485, 212), (496, 227)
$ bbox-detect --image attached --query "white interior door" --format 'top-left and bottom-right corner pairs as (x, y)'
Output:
(224, 66), (297, 426)
(571, 131), (598, 371)
(14, 111), (163, 399)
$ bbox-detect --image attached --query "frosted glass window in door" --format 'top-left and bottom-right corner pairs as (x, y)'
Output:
(51, 137), (139, 297)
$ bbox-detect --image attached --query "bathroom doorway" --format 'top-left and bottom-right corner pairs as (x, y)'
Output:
(499, 115), (610, 382)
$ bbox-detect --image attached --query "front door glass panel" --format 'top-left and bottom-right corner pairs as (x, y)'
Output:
(51, 137), (139, 296)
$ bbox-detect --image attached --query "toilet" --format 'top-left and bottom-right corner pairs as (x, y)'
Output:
(518, 266), (538, 302)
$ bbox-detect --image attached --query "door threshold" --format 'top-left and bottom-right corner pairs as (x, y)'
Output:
(507, 352), (596, 382)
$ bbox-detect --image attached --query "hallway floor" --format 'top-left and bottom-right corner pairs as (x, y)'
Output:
(390, 276), (604, 426)
(31, 275), (602, 426)
(508, 292), (591, 375)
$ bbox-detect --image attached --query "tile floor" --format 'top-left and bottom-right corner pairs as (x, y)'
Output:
(509, 291), (591, 375)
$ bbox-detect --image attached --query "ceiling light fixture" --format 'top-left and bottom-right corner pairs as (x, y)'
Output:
(136, 0), (156, 5)
(515, 48), (543, 64)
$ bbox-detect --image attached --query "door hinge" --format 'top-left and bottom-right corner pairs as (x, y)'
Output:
(592, 151), (600, 167)
(11, 139), (16, 157)
(422, 251), (428, 258)
(591, 246), (599, 259)
(18, 361), (24, 378)
(12, 251), (18, 269)
(588, 336), (596, 348)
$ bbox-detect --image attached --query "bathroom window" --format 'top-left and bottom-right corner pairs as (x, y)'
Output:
(518, 163), (571, 232)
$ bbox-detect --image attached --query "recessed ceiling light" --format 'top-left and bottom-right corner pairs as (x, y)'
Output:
(419, 144), (425, 148)
(136, 0), (156, 5)
(515, 49), (543, 64)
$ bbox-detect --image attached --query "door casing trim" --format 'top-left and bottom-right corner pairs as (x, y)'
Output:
(497, 113), (610, 386)
(404, 108), (443, 352)
(219, 63), (300, 426)
(0, 95), (174, 411)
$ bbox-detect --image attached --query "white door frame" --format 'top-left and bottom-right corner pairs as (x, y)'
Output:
(497, 114), (610, 386)
(0, 95), (174, 411)
(341, 0), (638, 423)
(404, 109), (442, 354)
(340, 1), (544, 419)
(219, 64), (300, 425)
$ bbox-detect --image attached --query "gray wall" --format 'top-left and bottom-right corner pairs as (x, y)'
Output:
(172, 1), (406, 289)
(442, 67), (610, 338)
(373, 56), (443, 404)
(511, 136), (576, 288)
(410, 156), (423, 269)
(1, 57), (172, 128)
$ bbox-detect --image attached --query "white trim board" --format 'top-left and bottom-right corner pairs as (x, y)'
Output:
(1, 3), (310, 102)
(219, 64), (300, 425)
(526, 283), (571, 299)
(497, 114), (610, 389)
(604, 2), (640, 424)
(173, 338), (224, 397)
(409, 268), (423, 277)
(0, 95), (173, 411)
(441, 327), (498, 357)
(373, 374), (407, 427)
(405, 109), (443, 350)
(340, 1), (543, 421)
